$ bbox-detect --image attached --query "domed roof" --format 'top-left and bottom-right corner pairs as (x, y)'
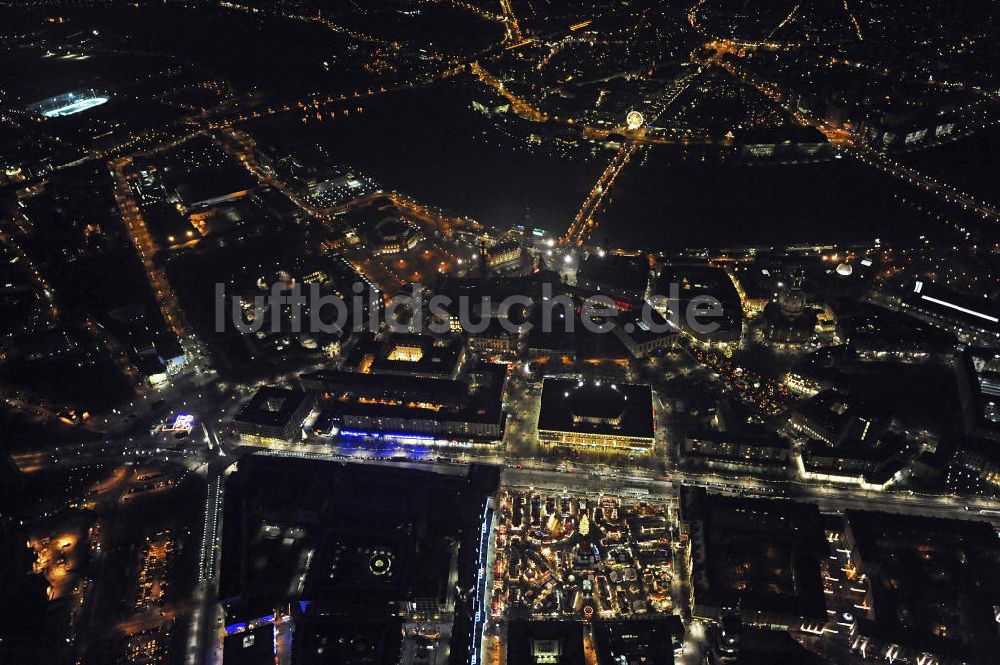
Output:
(836, 262), (853, 276)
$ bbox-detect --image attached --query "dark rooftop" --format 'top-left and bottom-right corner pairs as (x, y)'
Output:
(724, 627), (828, 665)
(301, 368), (469, 406)
(735, 126), (828, 145)
(291, 617), (402, 665)
(233, 386), (311, 429)
(845, 510), (1000, 664)
(577, 253), (650, 301)
(223, 624), (275, 665)
(219, 455), (500, 622)
(537, 378), (655, 440)
(615, 307), (680, 343)
(507, 620), (585, 665)
(568, 383), (627, 421)
(593, 618), (676, 665)
(174, 163), (256, 208)
(655, 264), (741, 308)
(681, 487), (827, 626)
(654, 263), (742, 334)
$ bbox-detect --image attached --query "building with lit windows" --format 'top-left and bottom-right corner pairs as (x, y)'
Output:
(301, 363), (507, 442)
(371, 217), (420, 256)
(787, 391), (912, 490)
(486, 237), (524, 270)
(945, 435), (1000, 496)
(788, 391), (862, 446)
(507, 621), (585, 665)
(708, 616), (827, 665)
(431, 273), (557, 335)
(730, 265), (775, 318)
(342, 332), (467, 380)
(222, 623), (275, 665)
(467, 317), (521, 359)
(653, 264), (743, 348)
(612, 308), (680, 358)
(783, 370), (827, 397)
(843, 510), (1000, 665)
(734, 127), (829, 160)
(593, 618), (679, 665)
(232, 386), (314, 445)
(536, 379), (655, 451)
(680, 488), (827, 630)
(682, 430), (789, 474)
(218, 456), (500, 665)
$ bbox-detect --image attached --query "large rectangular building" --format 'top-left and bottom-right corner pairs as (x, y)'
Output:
(593, 619), (677, 665)
(612, 308), (680, 358)
(352, 332), (467, 380)
(844, 510), (1000, 665)
(507, 620), (585, 665)
(682, 430), (789, 474)
(680, 488), (827, 629)
(302, 363), (508, 442)
(218, 456), (501, 665)
(536, 378), (655, 451)
(222, 623), (275, 665)
(654, 264), (743, 348)
(575, 252), (651, 306)
(232, 386), (314, 446)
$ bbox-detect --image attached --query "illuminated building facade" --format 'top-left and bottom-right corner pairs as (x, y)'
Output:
(301, 363), (508, 442)
(612, 308), (680, 358)
(682, 430), (790, 474)
(232, 386), (315, 446)
(486, 238), (524, 269)
(735, 127), (830, 159)
(536, 378), (655, 451)
(467, 318), (521, 359)
(371, 217), (421, 256)
(344, 332), (467, 380)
